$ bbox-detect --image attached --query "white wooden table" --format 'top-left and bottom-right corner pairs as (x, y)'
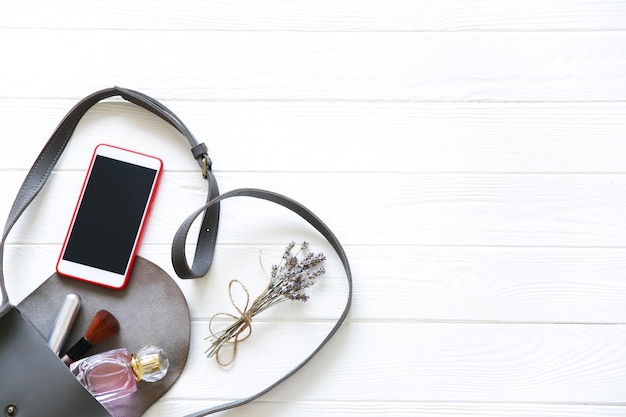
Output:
(1, 1), (626, 416)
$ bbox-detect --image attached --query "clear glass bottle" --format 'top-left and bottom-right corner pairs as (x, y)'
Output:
(70, 345), (169, 403)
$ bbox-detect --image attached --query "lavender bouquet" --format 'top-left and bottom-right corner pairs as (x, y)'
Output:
(206, 241), (326, 365)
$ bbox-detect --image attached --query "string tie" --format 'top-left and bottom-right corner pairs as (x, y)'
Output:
(208, 279), (254, 366)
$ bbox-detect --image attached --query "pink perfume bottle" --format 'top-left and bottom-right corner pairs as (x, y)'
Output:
(70, 345), (168, 403)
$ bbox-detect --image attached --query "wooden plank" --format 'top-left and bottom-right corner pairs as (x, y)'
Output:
(3, 171), (626, 247)
(2, 100), (626, 173)
(149, 400), (626, 417)
(1, 31), (624, 101)
(2, 0), (625, 31)
(6, 245), (626, 324)
(163, 322), (626, 403)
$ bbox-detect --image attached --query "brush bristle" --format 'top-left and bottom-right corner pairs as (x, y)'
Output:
(84, 309), (120, 345)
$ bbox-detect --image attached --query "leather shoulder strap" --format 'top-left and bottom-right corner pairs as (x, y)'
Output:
(0, 91), (352, 416)
(172, 188), (353, 417)
(1, 87), (220, 310)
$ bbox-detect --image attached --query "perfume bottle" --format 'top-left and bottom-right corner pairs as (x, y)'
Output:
(70, 345), (169, 403)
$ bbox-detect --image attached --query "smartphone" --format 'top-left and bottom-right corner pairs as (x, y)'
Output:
(56, 144), (163, 289)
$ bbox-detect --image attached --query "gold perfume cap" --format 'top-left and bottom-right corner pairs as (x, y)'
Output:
(130, 346), (169, 383)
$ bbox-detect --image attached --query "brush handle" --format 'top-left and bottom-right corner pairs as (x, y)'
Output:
(61, 337), (93, 365)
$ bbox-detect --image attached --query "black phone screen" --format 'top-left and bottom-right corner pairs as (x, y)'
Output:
(62, 155), (158, 274)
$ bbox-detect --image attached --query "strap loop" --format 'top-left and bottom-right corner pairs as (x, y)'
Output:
(191, 142), (209, 160)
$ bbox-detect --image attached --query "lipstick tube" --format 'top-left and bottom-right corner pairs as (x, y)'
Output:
(47, 293), (82, 356)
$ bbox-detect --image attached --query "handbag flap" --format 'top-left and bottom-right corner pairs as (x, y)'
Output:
(0, 306), (112, 417)
(16, 256), (191, 417)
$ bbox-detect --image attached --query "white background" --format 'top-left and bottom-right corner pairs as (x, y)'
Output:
(2, 1), (626, 416)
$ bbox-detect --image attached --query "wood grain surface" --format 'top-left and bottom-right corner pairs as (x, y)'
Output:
(1, 1), (626, 416)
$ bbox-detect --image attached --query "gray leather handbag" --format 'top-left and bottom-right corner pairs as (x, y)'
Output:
(0, 87), (352, 417)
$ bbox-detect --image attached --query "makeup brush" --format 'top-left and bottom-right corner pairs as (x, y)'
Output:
(61, 309), (120, 366)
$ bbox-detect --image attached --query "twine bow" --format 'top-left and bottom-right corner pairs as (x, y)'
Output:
(208, 279), (255, 366)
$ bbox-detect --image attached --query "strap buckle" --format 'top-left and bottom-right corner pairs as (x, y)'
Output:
(201, 157), (208, 179)
(201, 155), (213, 179)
